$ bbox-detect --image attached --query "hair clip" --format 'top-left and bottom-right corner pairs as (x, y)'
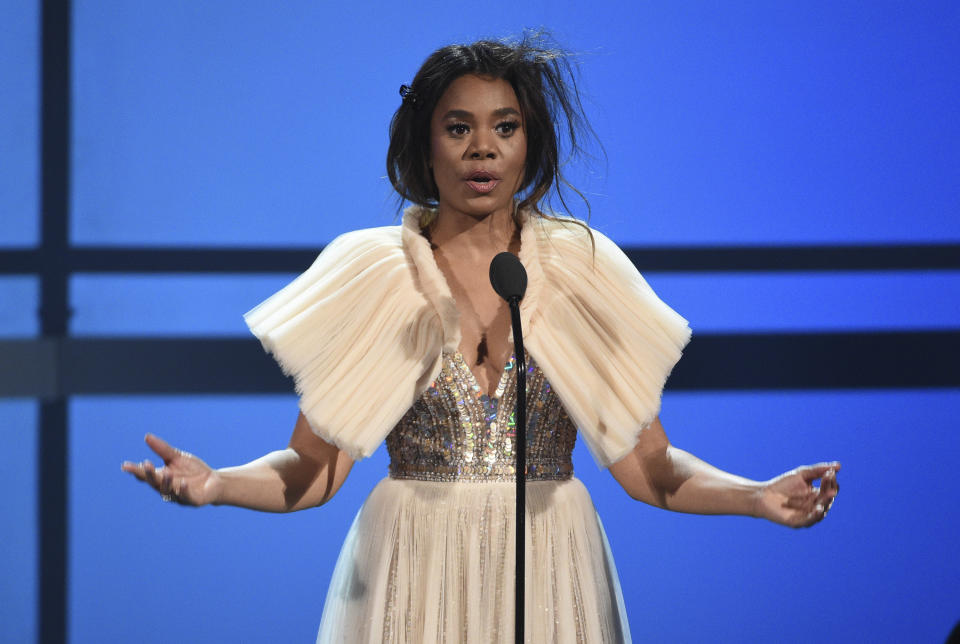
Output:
(399, 84), (420, 108)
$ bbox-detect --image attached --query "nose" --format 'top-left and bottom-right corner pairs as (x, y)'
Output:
(469, 148), (496, 159)
(466, 132), (497, 160)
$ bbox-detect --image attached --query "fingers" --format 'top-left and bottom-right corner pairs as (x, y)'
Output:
(762, 463), (840, 528)
(121, 460), (147, 481)
(819, 469), (839, 511)
(144, 433), (181, 465)
(783, 497), (825, 528)
(795, 470), (838, 528)
(123, 436), (202, 505)
(121, 459), (163, 486)
(143, 460), (169, 492)
(121, 459), (177, 499)
(776, 475), (820, 512)
(797, 461), (841, 483)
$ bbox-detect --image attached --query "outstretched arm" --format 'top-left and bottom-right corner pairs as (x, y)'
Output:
(122, 412), (354, 513)
(608, 416), (839, 528)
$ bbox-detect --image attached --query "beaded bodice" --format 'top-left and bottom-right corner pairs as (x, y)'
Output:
(386, 351), (577, 481)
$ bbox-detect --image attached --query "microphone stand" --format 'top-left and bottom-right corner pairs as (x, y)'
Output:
(489, 251), (528, 644)
(507, 295), (526, 644)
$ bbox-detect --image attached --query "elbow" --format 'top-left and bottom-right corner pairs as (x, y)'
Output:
(609, 447), (672, 507)
(612, 468), (668, 506)
(310, 474), (344, 508)
(289, 449), (353, 511)
(623, 484), (669, 508)
(620, 484), (647, 504)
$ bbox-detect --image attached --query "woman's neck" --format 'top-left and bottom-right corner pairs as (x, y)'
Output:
(428, 204), (518, 258)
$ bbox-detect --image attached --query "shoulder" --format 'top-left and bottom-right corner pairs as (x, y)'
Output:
(319, 224), (404, 261)
(298, 224), (412, 284)
(244, 220), (444, 462)
(529, 213), (593, 241)
(528, 214), (626, 272)
(245, 222), (414, 336)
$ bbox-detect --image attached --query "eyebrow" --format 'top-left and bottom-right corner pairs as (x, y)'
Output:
(440, 107), (522, 120)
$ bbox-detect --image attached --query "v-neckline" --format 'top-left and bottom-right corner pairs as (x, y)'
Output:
(451, 350), (516, 399)
(399, 204), (544, 367)
(420, 211), (522, 398)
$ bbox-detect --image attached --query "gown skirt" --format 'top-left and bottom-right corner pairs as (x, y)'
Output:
(316, 476), (631, 643)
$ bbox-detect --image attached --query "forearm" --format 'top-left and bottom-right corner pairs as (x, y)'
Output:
(610, 418), (838, 526)
(651, 446), (763, 517)
(213, 448), (333, 513)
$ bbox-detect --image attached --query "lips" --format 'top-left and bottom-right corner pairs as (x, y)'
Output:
(464, 170), (501, 194)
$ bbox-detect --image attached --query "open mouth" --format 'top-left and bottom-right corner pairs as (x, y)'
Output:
(465, 171), (500, 194)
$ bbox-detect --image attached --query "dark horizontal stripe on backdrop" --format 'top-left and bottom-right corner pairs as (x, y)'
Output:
(2, 331), (958, 397)
(1, 243), (959, 275)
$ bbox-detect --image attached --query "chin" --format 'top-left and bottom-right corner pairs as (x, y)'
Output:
(436, 190), (517, 221)
(462, 196), (515, 217)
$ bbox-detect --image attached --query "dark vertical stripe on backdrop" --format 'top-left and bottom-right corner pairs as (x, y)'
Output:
(39, 1), (71, 642)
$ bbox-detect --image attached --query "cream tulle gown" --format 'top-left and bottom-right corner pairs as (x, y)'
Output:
(315, 351), (631, 643)
(243, 207), (692, 643)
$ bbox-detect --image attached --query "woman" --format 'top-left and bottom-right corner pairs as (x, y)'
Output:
(123, 35), (839, 642)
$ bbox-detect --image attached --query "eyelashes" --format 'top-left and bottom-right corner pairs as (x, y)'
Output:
(496, 120), (521, 135)
(444, 120), (522, 137)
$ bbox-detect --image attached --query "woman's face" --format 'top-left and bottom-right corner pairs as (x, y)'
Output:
(429, 74), (526, 220)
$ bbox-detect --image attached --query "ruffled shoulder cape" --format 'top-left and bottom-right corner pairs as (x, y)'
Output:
(244, 207), (691, 468)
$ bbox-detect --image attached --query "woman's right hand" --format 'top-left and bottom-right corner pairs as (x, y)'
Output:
(122, 434), (222, 507)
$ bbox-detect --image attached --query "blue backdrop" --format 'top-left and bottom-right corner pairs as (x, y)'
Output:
(2, 1), (958, 642)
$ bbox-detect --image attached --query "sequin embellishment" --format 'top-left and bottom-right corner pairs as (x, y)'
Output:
(387, 352), (577, 481)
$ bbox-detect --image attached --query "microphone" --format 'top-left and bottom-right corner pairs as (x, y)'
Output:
(489, 251), (527, 644)
(489, 252), (528, 303)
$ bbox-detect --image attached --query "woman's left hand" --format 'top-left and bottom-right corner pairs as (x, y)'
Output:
(756, 462), (840, 528)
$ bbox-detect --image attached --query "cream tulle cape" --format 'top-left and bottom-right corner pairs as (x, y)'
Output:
(244, 206), (691, 469)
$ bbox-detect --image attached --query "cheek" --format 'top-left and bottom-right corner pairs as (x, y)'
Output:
(428, 126), (446, 170)
(512, 146), (528, 188)
(512, 134), (527, 169)
(429, 140), (454, 175)
(512, 146), (528, 178)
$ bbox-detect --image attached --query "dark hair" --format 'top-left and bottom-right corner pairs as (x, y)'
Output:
(386, 31), (598, 221)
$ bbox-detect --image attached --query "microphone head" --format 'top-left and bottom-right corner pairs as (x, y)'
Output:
(489, 252), (528, 302)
